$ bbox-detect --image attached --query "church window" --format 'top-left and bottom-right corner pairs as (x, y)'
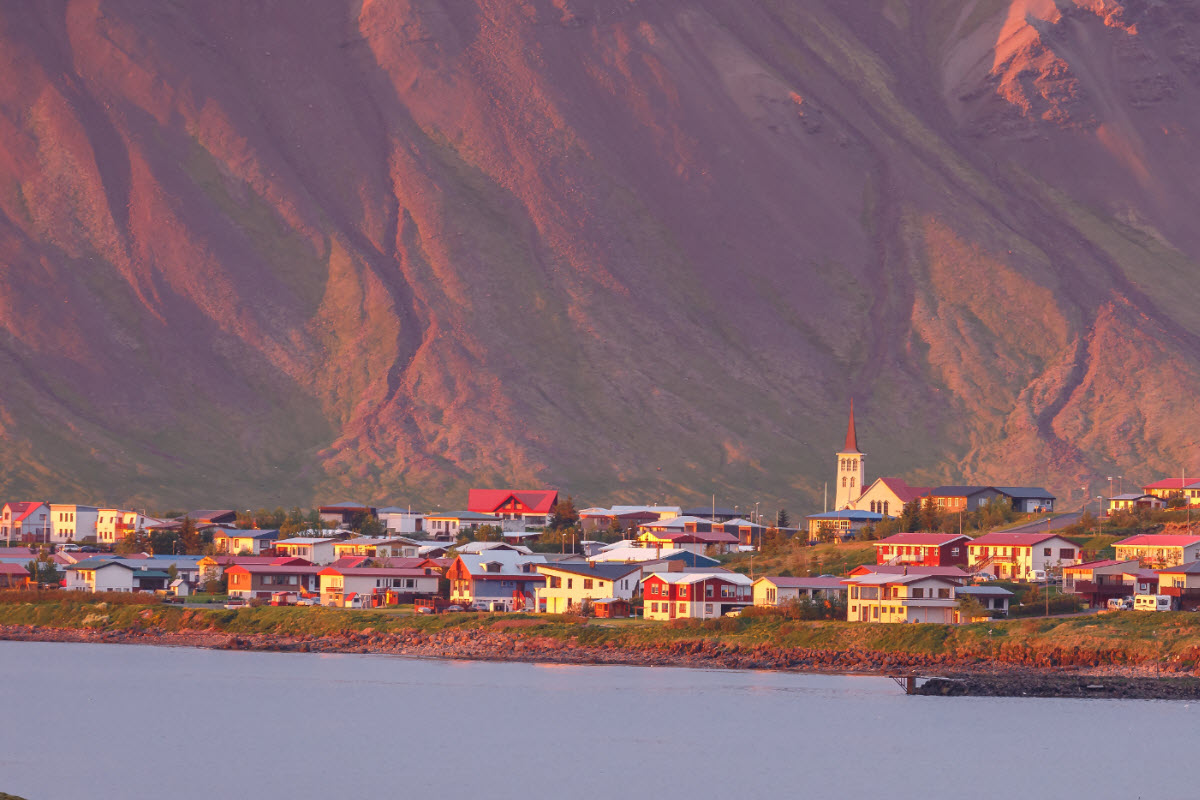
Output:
(842, 477), (847, 488)
(850, 477), (855, 488)
(883, 501), (889, 516)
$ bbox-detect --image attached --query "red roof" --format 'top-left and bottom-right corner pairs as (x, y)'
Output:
(225, 564), (324, 575)
(1143, 478), (1195, 491)
(968, 532), (1070, 547)
(0, 563), (29, 576)
(1116, 534), (1200, 547)
(468, 489), (558, 515)
(875, 532), (969, 547)
(875, 478), (932, 503)
(205, 555), (311, 566)
(848, 565), (970, 578)
(843, 399), (860, 453)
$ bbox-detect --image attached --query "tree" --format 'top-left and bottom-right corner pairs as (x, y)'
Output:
(919, 498), (941, 532)
(957, 594), (988, 623)
(149, 531), (179, 555)
(115, 528), (149, 555)
(167, 563), (179, 583)
(549, 497), (579, 531)
(26, 555), (60, 587)
(179, 516), (201, 555)
(899, 498), (922, 532)
(775, 508), (790, 529)
(358, 516), (385, 537)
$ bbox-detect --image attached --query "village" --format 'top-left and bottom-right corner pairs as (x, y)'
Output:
(2, 407), (1199, 625)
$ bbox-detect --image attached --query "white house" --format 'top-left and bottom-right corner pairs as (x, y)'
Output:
(49, 504), (99, 543)
(273, 537), (338, 565)
(967, 533), (1080, 581)
(844, 573), (960, 623)
(535, 562), (642, 614)
(212, 528), (279, 555)
(65, 559), (136, 592)
(753, 576), (846, 606)
(377, 507), (426, 535)
(318, 565), (440, 607)
(424, 511), (502, 540)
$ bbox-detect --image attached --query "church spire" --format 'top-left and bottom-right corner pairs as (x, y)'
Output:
(844, 398), (860, 453)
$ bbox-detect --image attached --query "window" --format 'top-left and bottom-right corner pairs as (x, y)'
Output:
(584, 579), (593, 590)
(911, 588), (924, 598)
(938, 588), (950, 599)
(872, 606), (879, 619)
(850, 477), (855, 488)
(1043, 548), (1051, 557)
(651, 603), (658, 612)
(882, 501), (889, 516)
(842, 477), (847, 488)
(1060, 548), (1075, 559)
(678, 586), (687, 598)
(567, 579), (573, 589)
(950, 547), (960, 556)
(706, 584), (713, 597)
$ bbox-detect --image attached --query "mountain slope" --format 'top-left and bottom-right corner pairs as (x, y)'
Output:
(1, 0), (1198, 509)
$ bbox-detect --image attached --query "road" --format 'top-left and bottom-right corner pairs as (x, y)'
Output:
(1003, 511), (1084, 533)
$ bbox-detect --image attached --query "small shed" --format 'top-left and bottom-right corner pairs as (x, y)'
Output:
(591, 598), (631, 619)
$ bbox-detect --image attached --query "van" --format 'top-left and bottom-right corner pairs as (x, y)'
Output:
(1133, 594), (1173, 612)
(1106, 597), (1132, 611)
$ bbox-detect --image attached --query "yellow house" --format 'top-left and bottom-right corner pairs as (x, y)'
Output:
(967, 533), (1079, 581)
(1113, 535), (1200, 568)
(534, 563), (641, 614)
(844, 574), (958, 623)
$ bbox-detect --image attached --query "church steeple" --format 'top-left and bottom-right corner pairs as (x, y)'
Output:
(834, 399), (866, 510)
(844, 398), (860, 453)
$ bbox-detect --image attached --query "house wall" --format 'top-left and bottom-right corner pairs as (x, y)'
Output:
(69, 567), (134, 593)
(382, 513), (424, 534)
(1114, 543), (1200, 568)
(50, 506), (98, 543)
(853, 482), (906, 516)
(847, 578), (957, 623)
(276, 542), (335, 564)
(536, 570), (637, 613)
(969, 538), (1079, 580)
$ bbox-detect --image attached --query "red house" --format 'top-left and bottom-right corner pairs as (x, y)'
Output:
(873, 533), (970, 567)
(467, 489), (559, 526)
(642, 571), (753, 620)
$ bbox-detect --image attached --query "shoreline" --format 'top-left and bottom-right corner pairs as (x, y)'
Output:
(5, 622), (1200, 699)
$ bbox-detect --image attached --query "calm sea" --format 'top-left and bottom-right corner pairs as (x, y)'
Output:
(0, 640), (1191, 799)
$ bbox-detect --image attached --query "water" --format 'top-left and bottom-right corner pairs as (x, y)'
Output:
(0, 640), (1192, 799)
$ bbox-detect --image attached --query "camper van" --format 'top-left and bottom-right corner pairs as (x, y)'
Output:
(1133, 594), (1173, 612)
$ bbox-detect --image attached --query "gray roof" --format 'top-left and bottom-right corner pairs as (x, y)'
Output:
(929, 486), (996, 496)
(213, 527), (278, 540)
(957, 585), (1015, 597)
(994, 487), (1055, 499)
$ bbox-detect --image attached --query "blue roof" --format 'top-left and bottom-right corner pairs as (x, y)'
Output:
(660, 550), (721, 567)
(805, 511), (884, 521)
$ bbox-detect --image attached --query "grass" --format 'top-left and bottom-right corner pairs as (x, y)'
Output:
(5, 597), (1199, 669)
(722, 540), (876, 578)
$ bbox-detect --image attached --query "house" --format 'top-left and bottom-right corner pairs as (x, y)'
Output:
(852, 478), (931, 517)
(1142, 478), (1200, 505)
(64, 559), (136, 592)
(535, 562), (642, 614)
(872, 533), (969, 567)
(804, 510), (883, 542)
(1112, 535), (1200, 568)
(1, 502), (50, 544)
(467, 489), (559, 528)
(377, 507), (425, 535)
(1061, 559), (1141, 606)
(634, 525), (740, 555)
(445, 552), (547, 611)
(318, 565), (440, 608)
(273, 537), (338, 565)
(425, 511), (502, 540)
(1106, 494), (1166, 515)
(1124, 569), (1160, 596)
(0, 563), (31, 589)
(846, 564), (972, 584)
(721, 518), (766, 548)
(994, 487), (1056, 513)
(94, 509), (168, 546)
(212, 528), (279, 555)
(642, 571), (753, 620)
(955, 585), (1014, 616)
(1154, 562), (1200, 610)
(49, 504), (99, 543)
(456, 541), (533, 555)
(225, 564), (323, 600)
(928, 486), (1008, 512)
(967, 533), (1080, 580)
(184, 510), (239, 526)
(843, 573), (959, 623)
(579, 506), (682, 534)
(317, 501), (377, 528)
(197, 555), (312, 585)
(752, 576), (846, 606)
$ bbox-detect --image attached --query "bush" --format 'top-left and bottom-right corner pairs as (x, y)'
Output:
(0, 589), (160, 606)
(1009, 594), (1082, 618)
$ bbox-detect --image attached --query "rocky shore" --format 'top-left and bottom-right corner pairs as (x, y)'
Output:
(2, 621), (1196, 699)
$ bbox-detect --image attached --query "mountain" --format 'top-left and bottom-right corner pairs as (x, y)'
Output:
(1, 0), (1199, 511)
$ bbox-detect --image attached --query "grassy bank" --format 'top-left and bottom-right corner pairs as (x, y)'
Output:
(4, 595), (1200, 671)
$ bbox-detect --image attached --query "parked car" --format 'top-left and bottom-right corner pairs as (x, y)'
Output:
(1029, 570), (1049, 583)
(974, 572), (997, 583)
(1106, 597), (1133, 611)
(443, 605), (465, 613)
(223, 599), (247, 610)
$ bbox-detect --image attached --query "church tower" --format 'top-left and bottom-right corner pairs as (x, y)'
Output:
(835, 400), (865, 510)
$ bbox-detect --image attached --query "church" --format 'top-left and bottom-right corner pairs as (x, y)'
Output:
(833, 401), (930, 516)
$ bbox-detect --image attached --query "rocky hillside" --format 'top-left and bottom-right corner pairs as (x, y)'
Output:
(2, 0), (1199, 509)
